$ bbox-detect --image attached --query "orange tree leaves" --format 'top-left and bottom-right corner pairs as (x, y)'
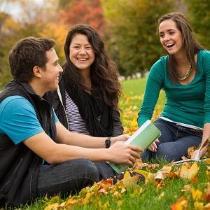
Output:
(59, 0), (105, 34)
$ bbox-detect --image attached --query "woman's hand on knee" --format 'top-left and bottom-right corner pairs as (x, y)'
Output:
(148, 139), (159, 152)
(192, 145), (208, 160)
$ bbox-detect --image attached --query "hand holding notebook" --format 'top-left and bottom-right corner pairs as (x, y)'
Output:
(109, 120), (161, 173)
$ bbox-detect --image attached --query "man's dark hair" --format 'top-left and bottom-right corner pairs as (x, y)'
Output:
(9, 37), (55, 82)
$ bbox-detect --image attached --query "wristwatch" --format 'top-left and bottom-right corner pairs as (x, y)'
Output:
(105, 137), (111, 148)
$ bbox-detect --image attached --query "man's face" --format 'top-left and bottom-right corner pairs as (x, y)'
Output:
(40, 48), (63, 92)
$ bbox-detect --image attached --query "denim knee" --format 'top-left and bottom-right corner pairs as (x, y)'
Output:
(75, 159), (100, 183)
(156, 143), (178, 161)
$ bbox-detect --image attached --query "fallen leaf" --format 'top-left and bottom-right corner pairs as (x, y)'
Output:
(203, 158), (210, 165)
(191, 188), (203, 201)
(122, 171), (139, 188)
(204, 183), (210, 202)
(170, 196), (188, 210)
(204, 203), (210, 210)
(179, 163), (199, 181)
(44, 203), (60, 210)
(134, 169), (154, 183)
(155, 165), (172, 181)
(194, 201), (204, 210)
(181, 184), (192, 192)
(187, 146), (196, 159)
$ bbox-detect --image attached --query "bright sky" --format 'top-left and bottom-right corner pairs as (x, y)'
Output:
(0, 0), (44, 21)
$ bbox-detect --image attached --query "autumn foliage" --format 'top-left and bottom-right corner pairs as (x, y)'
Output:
(59, 0), (105, 34)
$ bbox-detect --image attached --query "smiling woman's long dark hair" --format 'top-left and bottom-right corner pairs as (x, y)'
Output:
(63, 24), (121, 109)
(158, 12), (203, 82)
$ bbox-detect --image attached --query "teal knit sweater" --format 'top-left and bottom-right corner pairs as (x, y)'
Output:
(138, 50), (210, 128)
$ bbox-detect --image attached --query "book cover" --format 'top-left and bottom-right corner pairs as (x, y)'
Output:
(109, 120), (161, 173)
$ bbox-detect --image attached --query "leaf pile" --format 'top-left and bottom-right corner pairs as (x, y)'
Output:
(44, 159), (210, 210)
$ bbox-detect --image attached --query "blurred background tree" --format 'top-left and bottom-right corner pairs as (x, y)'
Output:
(184, 0), (210, 49)
(59, 0), (104, 34)
(102, 0), (175, 76)
(0, 0), (210, 87)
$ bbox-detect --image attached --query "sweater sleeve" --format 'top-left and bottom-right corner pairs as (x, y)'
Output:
(203, 50), (210, 124)
(137, 58), (165, 126)
(112, 109), (124, 136)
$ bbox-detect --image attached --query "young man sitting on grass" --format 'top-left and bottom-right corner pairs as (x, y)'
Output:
(0, 37), (141, 207)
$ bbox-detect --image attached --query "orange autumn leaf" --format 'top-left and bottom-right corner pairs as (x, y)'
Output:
(204, 184), (210, 202)
(98, 179), (113, 194)
(170, 196), (188, 210)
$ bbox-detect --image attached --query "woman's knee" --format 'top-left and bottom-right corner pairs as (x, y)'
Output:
(156, 143), (179, 161)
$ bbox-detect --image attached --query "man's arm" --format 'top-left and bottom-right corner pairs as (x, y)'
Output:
(0, 96), (141, 165)
(55, 122), (128, 148)
(23, 131), (141, 165)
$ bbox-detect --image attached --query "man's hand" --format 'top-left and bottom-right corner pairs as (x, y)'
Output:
(107, 141), (142, 165)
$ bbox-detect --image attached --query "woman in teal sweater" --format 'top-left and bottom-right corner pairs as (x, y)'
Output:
(138, 12), (210, 161)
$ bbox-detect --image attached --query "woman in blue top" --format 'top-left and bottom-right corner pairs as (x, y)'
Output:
(138, 12), (210, 161)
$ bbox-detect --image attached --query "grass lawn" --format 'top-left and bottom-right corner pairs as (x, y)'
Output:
(122, 78), (147, 96)
(17, 79), (210, 209)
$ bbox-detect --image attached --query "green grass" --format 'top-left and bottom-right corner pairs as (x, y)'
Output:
(122, 78), (147, 96)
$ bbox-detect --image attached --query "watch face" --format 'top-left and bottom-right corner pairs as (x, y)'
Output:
(105, 138), (111, 148)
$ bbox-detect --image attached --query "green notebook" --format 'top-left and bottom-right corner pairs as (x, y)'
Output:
(109, 120), (161, 173)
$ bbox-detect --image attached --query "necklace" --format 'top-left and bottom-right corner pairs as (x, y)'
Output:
(176, 65), (192, 81)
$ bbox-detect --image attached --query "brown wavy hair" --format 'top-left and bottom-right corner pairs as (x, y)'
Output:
(158, 12), (203, 82)
(63, 24), (121, 108)
(9, 37), (55, 82)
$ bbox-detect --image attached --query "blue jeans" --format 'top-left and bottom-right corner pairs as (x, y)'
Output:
(142, 118), (202, 162)
(37, 159), (115, 198)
